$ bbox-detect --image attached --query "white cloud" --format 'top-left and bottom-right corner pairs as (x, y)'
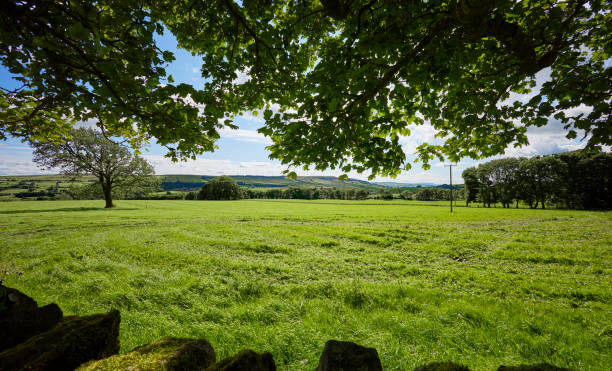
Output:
(502, 68), (552, 105)
(142, 155), (288, 176)
(0, 145), (451, 183)
(0, 154), (53, 175)
(141, 155), (452, 183)
(398, 122), (439, 154)
(74, 119), (98, 129)
(500, 119), (588, 158)
(0, 144), (31, 151)
(232, 69), (251, 84)
(219, 127), (272, 144)
(236, 111), (264, 124)
(376, 169), (448, 184)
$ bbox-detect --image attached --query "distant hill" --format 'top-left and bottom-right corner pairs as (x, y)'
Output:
(373, 181), (436, 188)
(1, 174), (462, 197)
(373, 182), (464, 188)
(0, 174), (461, 200)
(160, 175), (385, 191)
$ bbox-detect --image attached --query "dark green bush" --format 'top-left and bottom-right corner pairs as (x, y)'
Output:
(197, 176), (243, 200)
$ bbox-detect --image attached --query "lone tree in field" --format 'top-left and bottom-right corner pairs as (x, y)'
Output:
(197, 176), (243, 200)
(30, 127), (155, 208)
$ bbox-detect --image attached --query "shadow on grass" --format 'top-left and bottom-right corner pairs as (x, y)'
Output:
(0, 207), (137, 215)
(248, 199), (463, 207)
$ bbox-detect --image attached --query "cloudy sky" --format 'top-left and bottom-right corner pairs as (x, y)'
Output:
(0, 31), (598, 184)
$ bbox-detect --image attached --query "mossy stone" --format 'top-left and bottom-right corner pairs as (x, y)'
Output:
(0, 309), (120, 371)
(78, 337), (216, 371)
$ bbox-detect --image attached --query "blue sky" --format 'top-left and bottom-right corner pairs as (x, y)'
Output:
(0, 31), (595, 183)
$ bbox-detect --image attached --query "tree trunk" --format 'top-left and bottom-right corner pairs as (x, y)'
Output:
(102, 183), (114, 208)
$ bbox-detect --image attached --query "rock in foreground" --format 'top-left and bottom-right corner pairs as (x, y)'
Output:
(0, 309), (120, 371)
(316, 340), (382, 371)
(0, 286), (63, 351)
(206, 349), (276, 371)
(78, 337), (216, 371)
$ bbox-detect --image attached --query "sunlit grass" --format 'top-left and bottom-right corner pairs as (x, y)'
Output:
(0, 200), (610, 370)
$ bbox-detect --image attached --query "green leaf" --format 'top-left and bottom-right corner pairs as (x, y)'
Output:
(162, 51), (175, 62)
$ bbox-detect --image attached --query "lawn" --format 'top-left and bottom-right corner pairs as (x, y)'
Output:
(0, 200), (610, 370)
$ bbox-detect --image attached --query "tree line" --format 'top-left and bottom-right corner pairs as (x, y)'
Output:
(189, 176), (468, 202)
(244, 187), (371, 201)
(184, 177), (373, 201)
(462, 150), (611, 209)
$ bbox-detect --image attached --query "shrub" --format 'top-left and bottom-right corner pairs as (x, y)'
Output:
(197, 176), (243, 200)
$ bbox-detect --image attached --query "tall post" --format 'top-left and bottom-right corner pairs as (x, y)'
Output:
(444, 164), (456, 212)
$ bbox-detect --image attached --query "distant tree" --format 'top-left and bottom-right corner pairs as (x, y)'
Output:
(64, 182), (103, 201)
(345, 189), (355, 200)
(197, 176), (243, 200)
(462, 167), (479, 206)
(557, 150), (611, 209)
(121, 177), (162, 199)
(400, 190), (414, 200)
(516, 158), (538, 209)
(488, 158), (520, 208)
(476, 163), (496, 207)
(378, 190), (394, 200)
(461, 150), (610, 210)
(30, 127), (155, 208)
(415, 188), (436, 201)
(355, 190), (370, 200)
(518, 156), (566, 209)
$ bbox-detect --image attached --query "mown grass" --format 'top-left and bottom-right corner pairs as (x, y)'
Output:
(0, 200), (610, 370)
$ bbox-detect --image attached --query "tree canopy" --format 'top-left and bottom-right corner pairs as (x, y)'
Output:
(197, 175), (243, 200)
(0, 0), (231, 159)
(30, 127), (155, 208)
(462, 150), (611, 209)
(2, 0), (610, 177)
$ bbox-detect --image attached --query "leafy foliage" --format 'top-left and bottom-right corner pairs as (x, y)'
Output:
(197, 176), (243, 200)
(1, 0), (610, 176)
(244, 186), (371, 200)
(165, 0), (611, 177)
(0, 0), (229, 159)
(462, 150), (611, 209)
(29, 128), (155, 208)
(461, 167), (479, 206)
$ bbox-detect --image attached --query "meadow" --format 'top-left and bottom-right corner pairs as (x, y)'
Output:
(0, 200), (610, 370)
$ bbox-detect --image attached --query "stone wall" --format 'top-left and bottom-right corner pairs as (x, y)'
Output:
(0, 285), (571, 371)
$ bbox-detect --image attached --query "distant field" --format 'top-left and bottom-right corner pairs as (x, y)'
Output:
(0, 200), (610, 370)
(0, 174), (387, 200)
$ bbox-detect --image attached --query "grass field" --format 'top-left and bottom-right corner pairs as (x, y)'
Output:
(0, 200), (610, 370)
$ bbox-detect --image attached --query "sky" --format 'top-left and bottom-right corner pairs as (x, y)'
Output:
(0, 31), (598, 184)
